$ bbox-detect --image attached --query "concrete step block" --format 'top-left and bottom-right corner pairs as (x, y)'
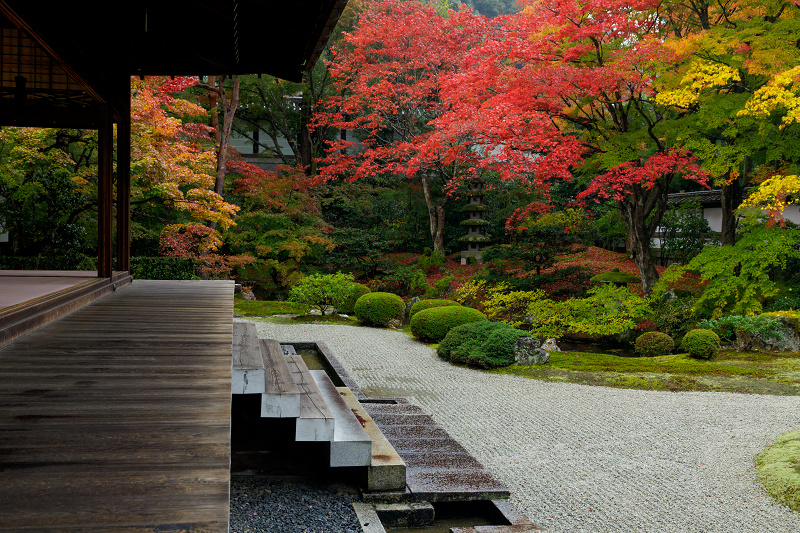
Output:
(338, 386), (406, 491)
(311, 370), (371, 467)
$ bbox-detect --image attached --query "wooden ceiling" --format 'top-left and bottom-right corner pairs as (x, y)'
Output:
(0, 0), (348, 126)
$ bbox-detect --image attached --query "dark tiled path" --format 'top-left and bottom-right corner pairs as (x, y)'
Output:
(364, 402), (509, 502)
(0, 280), (234, 532)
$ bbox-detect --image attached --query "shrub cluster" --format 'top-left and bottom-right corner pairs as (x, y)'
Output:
(338, 283), (371, 314)
(410, 306), (486, 342)
(354, 292), (405, 327)
(681, 328), (720, 359)
(409, 299), (461, 318)
(437, 321), (531, 369)
(131, 256), (197, 280)
(288, 272), (355, 315)
(634, 331), (674, 357)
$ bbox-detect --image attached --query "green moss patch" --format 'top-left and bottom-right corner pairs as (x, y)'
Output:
(489, 349), (800, 394)
(756, 428), (800, 512)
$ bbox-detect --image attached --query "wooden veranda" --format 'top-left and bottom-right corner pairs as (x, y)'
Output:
(0, 280), (234, 531)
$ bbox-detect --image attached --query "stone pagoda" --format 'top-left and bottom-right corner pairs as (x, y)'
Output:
(459, 179), (490, 265)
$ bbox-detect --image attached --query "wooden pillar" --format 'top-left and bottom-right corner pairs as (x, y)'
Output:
(97, 105), (114, 278)
(116, 117), (131, 273)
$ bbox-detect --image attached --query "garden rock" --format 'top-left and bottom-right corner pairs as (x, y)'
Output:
(515, 337), (550, 365)
(405, 297), (421, 319)
(739, 319), (800, 352)
(542, 338), (560, 352)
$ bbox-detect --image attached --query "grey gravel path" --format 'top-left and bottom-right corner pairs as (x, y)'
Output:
(245, 320), (800, 532)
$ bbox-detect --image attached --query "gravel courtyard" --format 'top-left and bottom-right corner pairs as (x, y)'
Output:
(246, 320), (800, 532)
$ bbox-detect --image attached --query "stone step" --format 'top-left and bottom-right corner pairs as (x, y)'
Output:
(362, 403), (509, 502)
(287, 354), (335, 441)
(259, 339), (302, 418)
(310, 371), (372, 467)
(338, 387), (406, 491)
(450, 526), (546, 532)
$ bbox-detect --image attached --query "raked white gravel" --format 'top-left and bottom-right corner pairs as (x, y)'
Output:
(245, 320), (800, 532)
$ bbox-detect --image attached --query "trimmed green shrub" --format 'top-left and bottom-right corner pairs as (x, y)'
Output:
(410, 305), (487, 342)
(354, 292), (405, 327)
(438, 321), (531, 369)
(681, 328), (720, 359)
(131, 256), (196, 280)
(338, 283), (371, 314)
(409, 299), (461, 318)
(634, 331), (674, 357)
(698, 314), (785, 351)
(288, 272), (356, 315)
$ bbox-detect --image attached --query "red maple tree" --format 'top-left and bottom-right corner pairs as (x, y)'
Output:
(313, 0), (487, 252)
(433, 0), (709, 294)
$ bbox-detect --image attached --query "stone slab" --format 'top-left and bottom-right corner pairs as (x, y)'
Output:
(450, 525), (546, 533)
(405, 469), (509, 502)
(352, 502), (387, 533)
(389, 437), (470, 455)
(311, 371), (371, 467)
(379, 424), (451, 440)
(400, 452), (484, 470)
(360, 403), (428, 415)
(363, 402), (509, 503)
(368, 413), (435, 426)
(374, 502), (435, 528)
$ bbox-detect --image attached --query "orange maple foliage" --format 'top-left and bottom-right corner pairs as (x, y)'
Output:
(130, 76), (239, 256)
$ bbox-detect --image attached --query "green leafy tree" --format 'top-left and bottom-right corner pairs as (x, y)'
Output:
(288, 272), (356, 315)
(655, 221), (800, 318)
(659, 200), (717, 266)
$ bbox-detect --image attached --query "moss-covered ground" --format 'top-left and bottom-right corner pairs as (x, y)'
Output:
(234, 297), (360, 325)
(756, 429), (800, 512)
(490, 350), (800, 395)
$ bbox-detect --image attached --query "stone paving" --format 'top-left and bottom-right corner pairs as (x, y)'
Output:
(247, 320), (800, 533)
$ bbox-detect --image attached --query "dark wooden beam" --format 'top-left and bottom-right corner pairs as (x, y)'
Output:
(0, 104), (99, 128)
(97, 105), (113, 278)
(116, 78), (131, 274)
(116, 118), (131, 273)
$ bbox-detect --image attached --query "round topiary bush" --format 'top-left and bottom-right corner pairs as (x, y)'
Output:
(338, 283), (370, 314)
(354, 292), (405, 327)
(409, 299), (461, 318)
(410, 306), (487, 342)
(681, 328), (720, 359)
(634, 331), (674, 357)
(438, 321), (531, 368)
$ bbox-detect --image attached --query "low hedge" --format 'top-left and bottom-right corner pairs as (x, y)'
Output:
(682, 328), (720, 359)
(338, 283), (371, 314)
(409, 299), (461, 319)
(438, 321), (531, 369)
(410, 305), (486, 342)
(354, 292), (405, 327)
(634, 331), (674, 357)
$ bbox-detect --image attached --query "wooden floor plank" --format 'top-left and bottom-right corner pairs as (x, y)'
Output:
(0, 280), (234, 532)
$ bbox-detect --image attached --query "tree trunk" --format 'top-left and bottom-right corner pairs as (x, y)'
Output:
(214, 76), (240, 196)
(298, 91), (314, 175)
(206, 76), (239, 231)
(617, 196), (662, 296)
(420, 173), (447, 252)
(720, 174), (743, 246)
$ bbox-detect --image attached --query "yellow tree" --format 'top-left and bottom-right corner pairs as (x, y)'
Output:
(656, 0), (800, 240)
